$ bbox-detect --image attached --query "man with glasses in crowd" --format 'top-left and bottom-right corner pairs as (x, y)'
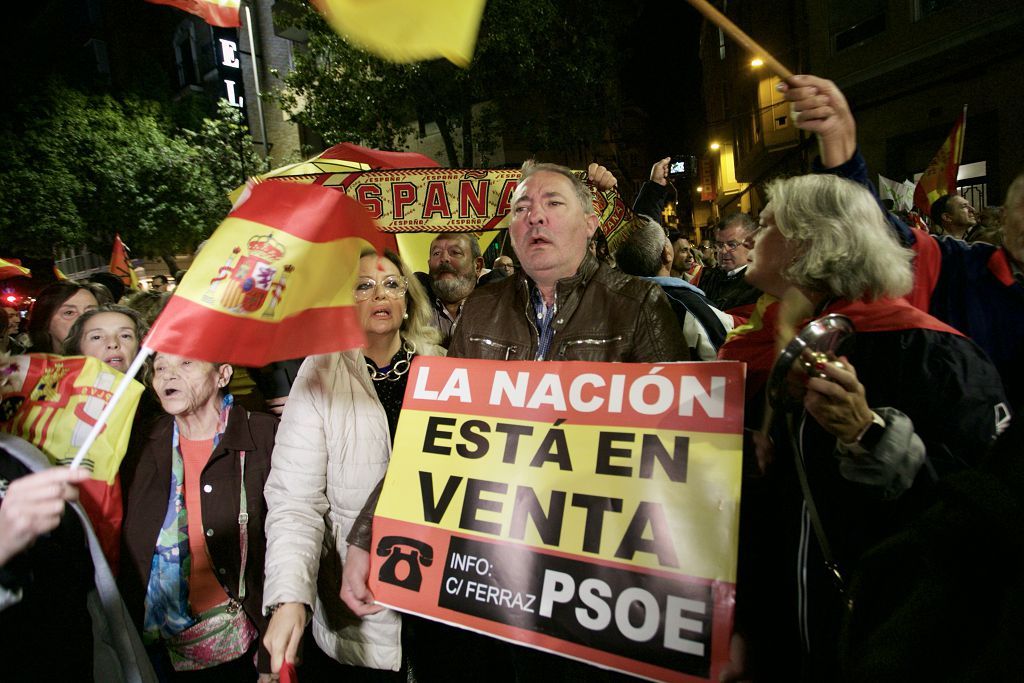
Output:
(633, 157), (761, 319)
(477, 255), (515, 287)
(699, 238), (718, 268)
(693, 213), (763, 318)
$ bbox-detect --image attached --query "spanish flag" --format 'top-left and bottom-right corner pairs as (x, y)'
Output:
(110, 233), (140, 291)
(0, 257), (30, 280)
(312, 0), (487, 68)
(144, 181), (393, 366)
(913, 106), (967, 215)
(145, 0), (240, 28)
(0, 354), (143, 484)
(1, 353), (143, 564)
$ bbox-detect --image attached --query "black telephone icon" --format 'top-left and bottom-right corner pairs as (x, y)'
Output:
(376, 536), (434, 591)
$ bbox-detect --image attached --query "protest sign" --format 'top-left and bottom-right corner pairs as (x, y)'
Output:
(370, 357), (745, 683)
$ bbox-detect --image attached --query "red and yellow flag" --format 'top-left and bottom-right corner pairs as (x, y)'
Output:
(913, 106), (967, 215)
(110, 233), (140, 291)
(144, 181), (393, 367)
(700, 158), (717, 202)
(145, 0), (240, 28)
(0, 354), (143, 484)
(312, 0), (487, 67)
(0, 257), (30, 280)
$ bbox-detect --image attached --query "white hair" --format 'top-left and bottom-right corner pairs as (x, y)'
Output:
(767, 174), (914, 300)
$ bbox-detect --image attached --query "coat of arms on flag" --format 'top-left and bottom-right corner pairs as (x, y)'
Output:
(201, 233), (294, 317)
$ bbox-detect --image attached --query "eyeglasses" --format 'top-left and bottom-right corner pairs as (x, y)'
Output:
(353, 276), (409, 301)
(715, 240), (745, 252)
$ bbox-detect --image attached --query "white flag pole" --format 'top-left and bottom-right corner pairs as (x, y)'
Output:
(68, 346), (153, 470)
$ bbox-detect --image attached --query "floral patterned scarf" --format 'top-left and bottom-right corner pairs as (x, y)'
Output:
(142, 394), (233, 642)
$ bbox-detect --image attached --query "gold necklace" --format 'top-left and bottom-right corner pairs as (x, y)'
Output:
(366, 339), (415, 382)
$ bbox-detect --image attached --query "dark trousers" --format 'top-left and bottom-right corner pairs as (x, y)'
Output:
(403, 615), (643, 682)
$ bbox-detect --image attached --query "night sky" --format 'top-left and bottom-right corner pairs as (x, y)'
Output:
(622, 1), (706, 169)
(3, 1), (706, 156)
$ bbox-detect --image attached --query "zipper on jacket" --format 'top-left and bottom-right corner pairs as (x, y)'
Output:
(529, 281), (564, 361)
(468, 335), (519, 360)
(556, 335), (623, 359)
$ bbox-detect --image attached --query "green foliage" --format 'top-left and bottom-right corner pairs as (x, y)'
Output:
(0, 82), (247, 259)
(275, 27), (417, 152)
(271, 0), (637, 166)
(184, 100), (269, 195)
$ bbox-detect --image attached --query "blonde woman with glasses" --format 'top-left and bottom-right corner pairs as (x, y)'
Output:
(262, 249), (443, 681)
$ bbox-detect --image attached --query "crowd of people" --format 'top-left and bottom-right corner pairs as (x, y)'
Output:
(1, 72), (1021, 682)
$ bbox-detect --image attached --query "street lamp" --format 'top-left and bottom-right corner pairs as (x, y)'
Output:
(709, 142), (721, 151)
(696, 185), (704, 193)
(750, 58), (764, 67)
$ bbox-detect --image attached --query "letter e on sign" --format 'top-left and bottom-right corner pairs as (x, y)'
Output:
(219, 39), (240, 69)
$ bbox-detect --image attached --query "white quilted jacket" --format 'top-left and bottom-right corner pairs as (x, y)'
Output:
(263, 350), (401, 671)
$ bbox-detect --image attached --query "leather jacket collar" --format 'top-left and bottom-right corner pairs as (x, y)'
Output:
(514, 251), (600, 319)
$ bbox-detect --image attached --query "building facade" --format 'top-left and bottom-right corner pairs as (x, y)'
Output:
(692, 0), (1024, 230)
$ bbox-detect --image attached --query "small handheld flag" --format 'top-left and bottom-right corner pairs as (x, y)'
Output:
(110, 234), (141, 291)
(0, 258), (31, 280)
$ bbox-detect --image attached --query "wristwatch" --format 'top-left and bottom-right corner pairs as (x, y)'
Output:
(842, 411), (887, 455)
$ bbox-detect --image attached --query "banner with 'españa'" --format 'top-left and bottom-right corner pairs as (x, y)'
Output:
(370, 357), (745, 683)
(258, 167), (637, 249)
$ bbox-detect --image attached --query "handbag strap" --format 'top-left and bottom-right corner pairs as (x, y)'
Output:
(787, 412), (845, 594)
(236, 449), (248, 602)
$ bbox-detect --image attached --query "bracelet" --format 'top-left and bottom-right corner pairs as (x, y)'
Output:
(266, 602), (312, 619)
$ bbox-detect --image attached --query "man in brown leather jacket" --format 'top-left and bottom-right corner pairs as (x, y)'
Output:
(430, 163), (688, 679)
(340, 162), (688, 682)
(344, 162), (689, 559)
(449, 161), (688, 363)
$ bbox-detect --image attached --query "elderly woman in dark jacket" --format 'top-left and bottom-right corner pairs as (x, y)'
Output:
(120, 353), (277, 681)
(719, 171), (1007, 681)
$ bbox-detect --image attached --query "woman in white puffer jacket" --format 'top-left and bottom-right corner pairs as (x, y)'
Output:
(261, 249), (443, 679)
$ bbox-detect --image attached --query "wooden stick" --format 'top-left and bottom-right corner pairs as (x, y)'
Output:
(685, 0), (794, 80)
(69, 347), (152, 470)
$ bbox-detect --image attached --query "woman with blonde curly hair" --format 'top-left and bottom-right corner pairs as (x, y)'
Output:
(261, 249), (442, 681)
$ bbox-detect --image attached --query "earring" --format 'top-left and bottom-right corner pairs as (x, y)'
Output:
(402, 312), (409, 320)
